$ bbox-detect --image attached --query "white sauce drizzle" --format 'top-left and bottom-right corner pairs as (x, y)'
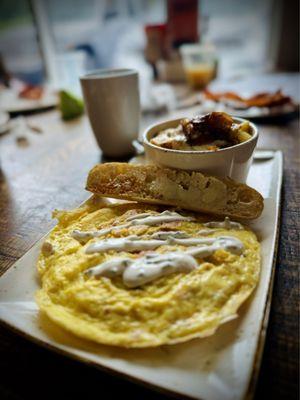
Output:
(76, 211), (245, 288)
(127, 210), (194, 226)
(85, 258), (131, 278)
(72, 211), (194, 241)
(150, 231), (190, 240)
(85, 252), (197, 288)
(187, 236), (244, 258)
(168, 236), (217, 246)
(85, 235), (244, 287)
(85, 233), (243, 255)
(71, 222), (131, 240)
(85, 235), (166, 254)
(204, 217), (243, 230)
(123, 253), (197, 288)
(197, 229), (219, 235)
(151, 229), (217, 239)
(126, 212), (154, 221)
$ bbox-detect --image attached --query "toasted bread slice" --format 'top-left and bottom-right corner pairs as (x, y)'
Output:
(86, 163), (264, 220)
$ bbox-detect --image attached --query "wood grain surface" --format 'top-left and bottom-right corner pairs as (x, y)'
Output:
(0, 75), (299, 400)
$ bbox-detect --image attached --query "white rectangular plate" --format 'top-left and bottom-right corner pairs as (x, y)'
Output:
(0, 151), (283, 400)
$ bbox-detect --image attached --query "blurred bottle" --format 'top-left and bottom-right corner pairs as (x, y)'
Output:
(144, 0), (203, 83)
(144, 24), (167, 79)
(166, 0), (199, 50)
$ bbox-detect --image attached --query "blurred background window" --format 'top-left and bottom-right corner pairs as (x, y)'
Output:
(43, 0), (166, 68)
(43, 0), (275, 78)
(200, 0), (274, 78)
(0, 0), (44, 84)
(0, 0), (298, 88)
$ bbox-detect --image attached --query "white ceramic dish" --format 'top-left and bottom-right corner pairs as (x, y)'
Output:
(0, 87), (57, 114)
(80, 69), (140, 157)
(143, 117), (258, 182)
(0, 151), (282, 400)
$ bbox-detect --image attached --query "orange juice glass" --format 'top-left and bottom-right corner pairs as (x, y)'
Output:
(180, 44), (217, 90)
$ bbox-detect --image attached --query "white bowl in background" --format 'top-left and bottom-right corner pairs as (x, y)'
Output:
(143, 117), (258, 182)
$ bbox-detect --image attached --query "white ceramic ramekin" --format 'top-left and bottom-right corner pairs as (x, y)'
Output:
(143, 117), (258, 182)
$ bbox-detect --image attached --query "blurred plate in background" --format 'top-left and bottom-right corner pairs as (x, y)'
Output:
(0, 111), (10, 134)
(0, 87), (57, 115)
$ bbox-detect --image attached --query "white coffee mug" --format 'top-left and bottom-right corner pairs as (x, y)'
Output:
(80, 69), (140, 157)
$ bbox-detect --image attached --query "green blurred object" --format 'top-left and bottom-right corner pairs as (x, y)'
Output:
(59, 90), (84, 120)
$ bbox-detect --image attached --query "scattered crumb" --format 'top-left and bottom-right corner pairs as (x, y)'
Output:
(16, 136), (29, 147)
(41, 241), (54, 256)
(27, 123), (43, 133)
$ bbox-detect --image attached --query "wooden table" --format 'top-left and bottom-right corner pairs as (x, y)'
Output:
(0, 75), (299, 400)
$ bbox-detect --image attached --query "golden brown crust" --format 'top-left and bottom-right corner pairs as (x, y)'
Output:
(86, 163), (264, 220)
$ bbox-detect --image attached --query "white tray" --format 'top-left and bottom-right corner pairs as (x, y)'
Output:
(0, 151), (283, 400)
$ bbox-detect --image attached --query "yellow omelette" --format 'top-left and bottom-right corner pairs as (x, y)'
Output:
(36, 197), (260, 348)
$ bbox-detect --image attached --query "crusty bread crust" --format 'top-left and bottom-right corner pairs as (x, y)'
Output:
(86, 163), (264, 220)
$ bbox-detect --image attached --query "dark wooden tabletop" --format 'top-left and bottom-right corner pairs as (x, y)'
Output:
(0, 74), (299, 400)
